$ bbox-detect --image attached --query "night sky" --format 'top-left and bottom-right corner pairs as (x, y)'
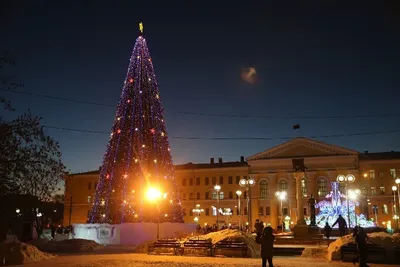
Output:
(1, 1), (399, 173)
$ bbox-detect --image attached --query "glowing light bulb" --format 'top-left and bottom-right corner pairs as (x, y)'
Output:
(142, 144), (146, 148)
(117, 129), (121, 134)
(129, 78), (134, 83)
(148, 78), (151, 81)
(161, 132), (165, 136)
(102, 214), (106, 218)
(134, 159), (138, 163)
(154, 159), (157, 163)
(127, 99), (131, 103)
(123, 174), (128, 179)
(135, 128), (138, 131)
(117, 117), (121, 121)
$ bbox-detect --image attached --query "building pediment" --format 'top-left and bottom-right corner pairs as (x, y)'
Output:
(247, 137), (359, 161)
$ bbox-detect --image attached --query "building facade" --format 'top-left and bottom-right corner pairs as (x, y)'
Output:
(63, 137), (400, 230)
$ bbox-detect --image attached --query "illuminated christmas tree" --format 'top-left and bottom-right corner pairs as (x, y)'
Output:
(88, 23), (184, 224)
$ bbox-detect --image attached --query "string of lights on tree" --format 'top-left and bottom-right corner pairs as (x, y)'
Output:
(88, 23), (184, 224)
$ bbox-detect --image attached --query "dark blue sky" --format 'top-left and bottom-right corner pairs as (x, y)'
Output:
(1, 1), (399, 173)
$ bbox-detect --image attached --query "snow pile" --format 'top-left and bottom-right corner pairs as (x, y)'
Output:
(367, 232), (394, 247)
(327, 234), (354, 261)
(135, 240), (156, 254)
(301, 247), (327, 260)
(0, 241), (54, 265)
(392, 233), (400, 243)
(32, 238), (103, 253)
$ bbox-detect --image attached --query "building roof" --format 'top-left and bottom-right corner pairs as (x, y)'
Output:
(358, 151), (400, 161)
(174, 161), (248, 170)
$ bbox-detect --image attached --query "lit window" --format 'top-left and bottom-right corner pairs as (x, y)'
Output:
(260, 180), (269, 199)
(212, 206), (217, 216)
(87, 196), (91, 203)
(370, 187), (376, 196)
(369, 170), (375, 179)
(379, 172), (384, 178)
(317, 179), (327, 197)
(390, 169), (396, 178)
(383, 204), (388, 214)
(302, 178), (308, 197)
(279, 180), (288, 191)
(219, 192), (224, 199)
(379, 186), (385, 195)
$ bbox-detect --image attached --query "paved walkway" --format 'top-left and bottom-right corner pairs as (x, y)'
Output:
(24, 253), (394, 267)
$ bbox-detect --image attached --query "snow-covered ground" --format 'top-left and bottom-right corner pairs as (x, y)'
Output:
(21, 253), (395, 267)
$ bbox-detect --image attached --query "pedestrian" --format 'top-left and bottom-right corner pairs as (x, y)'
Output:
(332, 215), (347, 237)
(255, 219), (263, 241)
(323, 222), (332, 239)
(353, 226), (369, 267)
(259, 226), (275, 267)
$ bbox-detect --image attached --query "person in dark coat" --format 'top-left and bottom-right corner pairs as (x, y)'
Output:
(332, 215), (347, 236)
(259, 226), (275, 267)
(353, 226), (369, 267)
(255, 219), (263, 242)
(323, 222), (332, 239)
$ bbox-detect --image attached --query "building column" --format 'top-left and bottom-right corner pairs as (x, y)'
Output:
(269, 176), (278, 229)
(294, 172), (305, 225)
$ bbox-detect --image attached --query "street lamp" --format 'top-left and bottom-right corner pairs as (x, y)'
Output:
(192, 204), (204, 224)
(146, 187), (163, 239)
(236, 190), (242, 230)
(395, 179), (400, 219)
(275, 191), (287, 233)
(337, 174), (355, 228)
(348, 189), (361, 226)
(239, 177), (256, 227)
(214, 184), (221, 230)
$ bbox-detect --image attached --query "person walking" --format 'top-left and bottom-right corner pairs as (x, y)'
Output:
(332, 215), (348, 236)
(353, 226), (369, 267)
(259, 226), (275, 267)
(323, 222), (332, 239)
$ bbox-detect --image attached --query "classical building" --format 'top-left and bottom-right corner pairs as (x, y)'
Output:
(64, 137), (400, 230)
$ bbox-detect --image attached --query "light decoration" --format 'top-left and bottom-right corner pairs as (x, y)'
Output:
(315, 182), (375, 228)
(88, 23), (184, 224)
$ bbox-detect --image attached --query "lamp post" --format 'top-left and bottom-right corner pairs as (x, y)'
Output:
(348, 189), (361, 226)
(396, 179), (400, 217)
(192, 204), (204, 224)
(239, 177), (256, 228)
(392, 186), (398, 230)
(236, 190), (242, 230)
(146, 187), (163, 239)
(275, 191), (287, 233)
(214, 184), (221, 230)
(337, 174), (355, 228)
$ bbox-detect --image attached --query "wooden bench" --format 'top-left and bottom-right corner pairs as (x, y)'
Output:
(182, 238), (213, 256)
(149, 239), (182, 255)
(341, 242), (385, 263)
(214, 240), (248, 257)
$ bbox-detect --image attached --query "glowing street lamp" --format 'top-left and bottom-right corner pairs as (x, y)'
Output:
(192, 204), (204, 224)
(236, 190), (242, 230)
(214, 184), (221, 229)
(337, 174), (355, 228)
(146, 187), (163, 239)
(239, 177), (256, 227)
(395, 179), (400, 220)
(275, 191), (287, 233)
(392, 186), (399, 230)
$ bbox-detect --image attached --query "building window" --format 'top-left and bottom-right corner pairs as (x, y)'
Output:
(88, 182), (92, 190)
(369, 170), (375, 179)
(259, 206), (264, 216)
(383, 204), (388, 214)
(283, 208), (288, 215)
(189, 210), (193, 216)
(205, 208), (209, 216)
(219, 176), (224, 184)
(301, 178), (308, 197)
(370, 187), (376, 196)
(212, 206), (217, 216)
(189, 178), (193, 186)
(219, 192), (224, 200)
(189, 193), (194, 200)
(390, 169), (396, 178)
(236, 176), (240, 184)
(87, 196), (91, 203)
(278, 180), (288, 191)
(318, 179), (328, 197)
(212, 177), (216, 185)
(182, 178), (187, 186)
(266, 207), (271, 215)
(228, 176), (233, 184)
(379, 186), (385, 195)
(205, 177), (209, 185)
(339, 183), (346, 194)
(205, 192), (209, 199)
(229, 191), (233, 199)
(244, 207), (248, 215)
(259, 180), (268, 199)
(362, 186), (368, 195)
(379, 172), (384, 178)
(196, 192), (200, 200)
(196, 177), (200, 185)
(372, 205), (378, 215)
(212, 192), (217, 200)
